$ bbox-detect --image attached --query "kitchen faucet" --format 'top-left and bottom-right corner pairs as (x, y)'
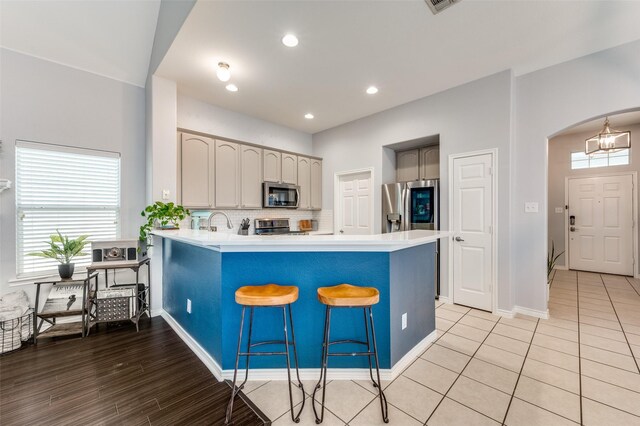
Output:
(207, 211), (233, 231)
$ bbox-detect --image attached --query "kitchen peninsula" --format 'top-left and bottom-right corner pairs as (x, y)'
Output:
(152, 229), (448, 380)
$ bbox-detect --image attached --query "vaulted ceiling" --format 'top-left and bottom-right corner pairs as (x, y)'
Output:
(0, 0), (160, 87)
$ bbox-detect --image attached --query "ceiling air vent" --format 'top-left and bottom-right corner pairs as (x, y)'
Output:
(425, 0), (460, 15)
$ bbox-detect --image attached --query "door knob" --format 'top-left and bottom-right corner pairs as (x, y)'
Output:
(455, 236), (464, 242)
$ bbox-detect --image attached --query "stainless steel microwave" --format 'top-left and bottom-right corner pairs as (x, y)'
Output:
(263, 182), (300, 208)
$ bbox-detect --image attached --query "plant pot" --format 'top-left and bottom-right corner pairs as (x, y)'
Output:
(58, 263), (75, 280)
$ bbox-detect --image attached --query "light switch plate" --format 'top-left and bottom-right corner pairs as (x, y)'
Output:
(162, 189), (170, 200)
(524, 202), (539, 213)
(555, 207), (564, 214)
(401, 313), (407, 330)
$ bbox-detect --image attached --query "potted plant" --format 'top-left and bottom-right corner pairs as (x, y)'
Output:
(547, 240), (564, 300)
(29, 231), (89, 279)
(139, 201), (190, 244)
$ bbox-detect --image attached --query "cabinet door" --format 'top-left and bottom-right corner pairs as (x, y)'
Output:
(181, 133), (214, 208)
(297, 157), (311, 209)
(310, 159), (322, 210)
(396, 149), (420, 182)
(241, 145), (263, 209)
(215, 140), (240, 208)
(263, 149), (281, 182)
(281, 153), (298, 184)
(420, 146), (440, 180)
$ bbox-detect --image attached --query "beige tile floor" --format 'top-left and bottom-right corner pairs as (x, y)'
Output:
(242, 271), (640, 425)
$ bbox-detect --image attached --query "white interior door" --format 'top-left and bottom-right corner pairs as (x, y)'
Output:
(452, 153), (494, 311)
(337, 171), (372, 235)
(568, 175), (633, 275)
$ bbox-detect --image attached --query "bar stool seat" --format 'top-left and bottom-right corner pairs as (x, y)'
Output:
(236, 284), (299, 306)
(317, 283), (379, 306)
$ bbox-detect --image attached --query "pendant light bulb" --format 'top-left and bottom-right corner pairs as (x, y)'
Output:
(217, 62), (231, 82)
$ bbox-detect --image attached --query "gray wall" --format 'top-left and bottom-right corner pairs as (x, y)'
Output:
(0, 49), (146, 299)
(147, 0), (196, 77)
(177, 94), (313, 155)
(548, 123), (640, 268)
(313, 71), (514, 310)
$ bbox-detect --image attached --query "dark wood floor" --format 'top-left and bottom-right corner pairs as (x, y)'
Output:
(0, 317), (267, 426)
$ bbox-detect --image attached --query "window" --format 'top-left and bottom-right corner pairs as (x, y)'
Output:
(16, 141), (120, 276)
(571, 149), (630, 170)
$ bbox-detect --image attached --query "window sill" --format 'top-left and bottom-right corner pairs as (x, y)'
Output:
(9, 267), (89, 286)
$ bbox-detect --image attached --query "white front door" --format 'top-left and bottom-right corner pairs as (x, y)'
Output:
(451, 153), (494, 311)
(337, 171), (372, 235)
(568, 175), (634, 275)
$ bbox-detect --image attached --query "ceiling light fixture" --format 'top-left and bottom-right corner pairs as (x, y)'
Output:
(304, 113), (314, 119)
(585, 117), (631, 155)
(216, 62), (231, 82)
(282, 34), (299, 47)
(366, 86), (379, 95)
(226, 84), (238, 92)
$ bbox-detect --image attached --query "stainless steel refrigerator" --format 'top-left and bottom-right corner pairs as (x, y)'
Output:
(382, 180), (440, 297)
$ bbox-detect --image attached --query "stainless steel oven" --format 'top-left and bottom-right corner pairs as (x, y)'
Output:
(263, 182), (300, 208)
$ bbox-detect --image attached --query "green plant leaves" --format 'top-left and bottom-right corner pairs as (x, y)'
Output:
(27, 230), (90, 264)
(139, 201), (191, 245)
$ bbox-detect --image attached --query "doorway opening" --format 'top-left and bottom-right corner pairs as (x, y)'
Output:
(547, 111), (640, 284)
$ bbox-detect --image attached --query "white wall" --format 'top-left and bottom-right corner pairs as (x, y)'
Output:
(513, 39), (640, 313)
(177, 94), (313, 155)
(149, 75), (178, 203)
(0, 49), (146, 300)
(313, 71), (514, 309)
(548, 123), (640, 268)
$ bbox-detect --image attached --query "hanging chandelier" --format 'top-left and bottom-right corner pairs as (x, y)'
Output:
(585, 117), (631, 155)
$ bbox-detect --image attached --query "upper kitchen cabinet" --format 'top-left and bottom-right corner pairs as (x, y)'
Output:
(180, 133), (215, 208)
(297, 156), (311, 209)
(420, 146), (440, 180)
(240, 145), (263, 209)
(310, 159), (322, 210)
(281, 153), (298, 184)
(263, 149), (281, 183)
(396, 149), (420, 182)
(215, 140), (241, 208)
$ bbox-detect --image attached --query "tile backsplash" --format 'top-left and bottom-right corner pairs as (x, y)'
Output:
(182, 209), (334, 234)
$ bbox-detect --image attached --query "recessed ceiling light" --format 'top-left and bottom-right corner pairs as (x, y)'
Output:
(216, 62), (231, 82)
(226, 84), (238, 92)
(366, 86), (379, 95)
(304, 113), (314, 119)
(282, 34), (299, 47)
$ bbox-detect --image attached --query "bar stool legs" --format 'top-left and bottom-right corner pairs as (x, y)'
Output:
(225, 304), (305, 424)
(312, 306), (389, 424)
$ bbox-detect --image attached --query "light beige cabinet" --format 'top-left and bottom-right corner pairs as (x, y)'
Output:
(281, 153), (298, 184)
(180, 133), (215, 208)
(419, 146), (440, 180)
(215, 140), (240, 208)
(241, 145), (263, 209)
(396, 149), (420, 182)
(310, 159), (322, 210)
(263, 149), (281, 183)
(297, 157), (311, 209)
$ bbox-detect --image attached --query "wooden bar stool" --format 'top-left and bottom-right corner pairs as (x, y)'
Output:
(312, 284), (389, 424)
(225, 284), (305, 424)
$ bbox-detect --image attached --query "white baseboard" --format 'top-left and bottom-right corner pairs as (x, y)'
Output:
(514, 306), (549, 319)
(162, 309), (437, 383)
(494, 308), (514, 318)
(161, 310), (224, 382)
(437, 296), (452, 304)
(554, 265), (568, 271)
(494, 306), (549, 320)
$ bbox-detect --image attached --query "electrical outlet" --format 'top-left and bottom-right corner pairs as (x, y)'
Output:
(524, 202), (539, 213)
(162, 189), (170, 200)
(187, 299), (192, 314)
(401, 313), (407, 330)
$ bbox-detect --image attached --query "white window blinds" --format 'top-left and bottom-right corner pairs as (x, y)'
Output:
(16, 141), (121, 276)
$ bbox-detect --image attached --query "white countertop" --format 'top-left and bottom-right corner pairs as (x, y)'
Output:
(152, 229), (448, 252)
